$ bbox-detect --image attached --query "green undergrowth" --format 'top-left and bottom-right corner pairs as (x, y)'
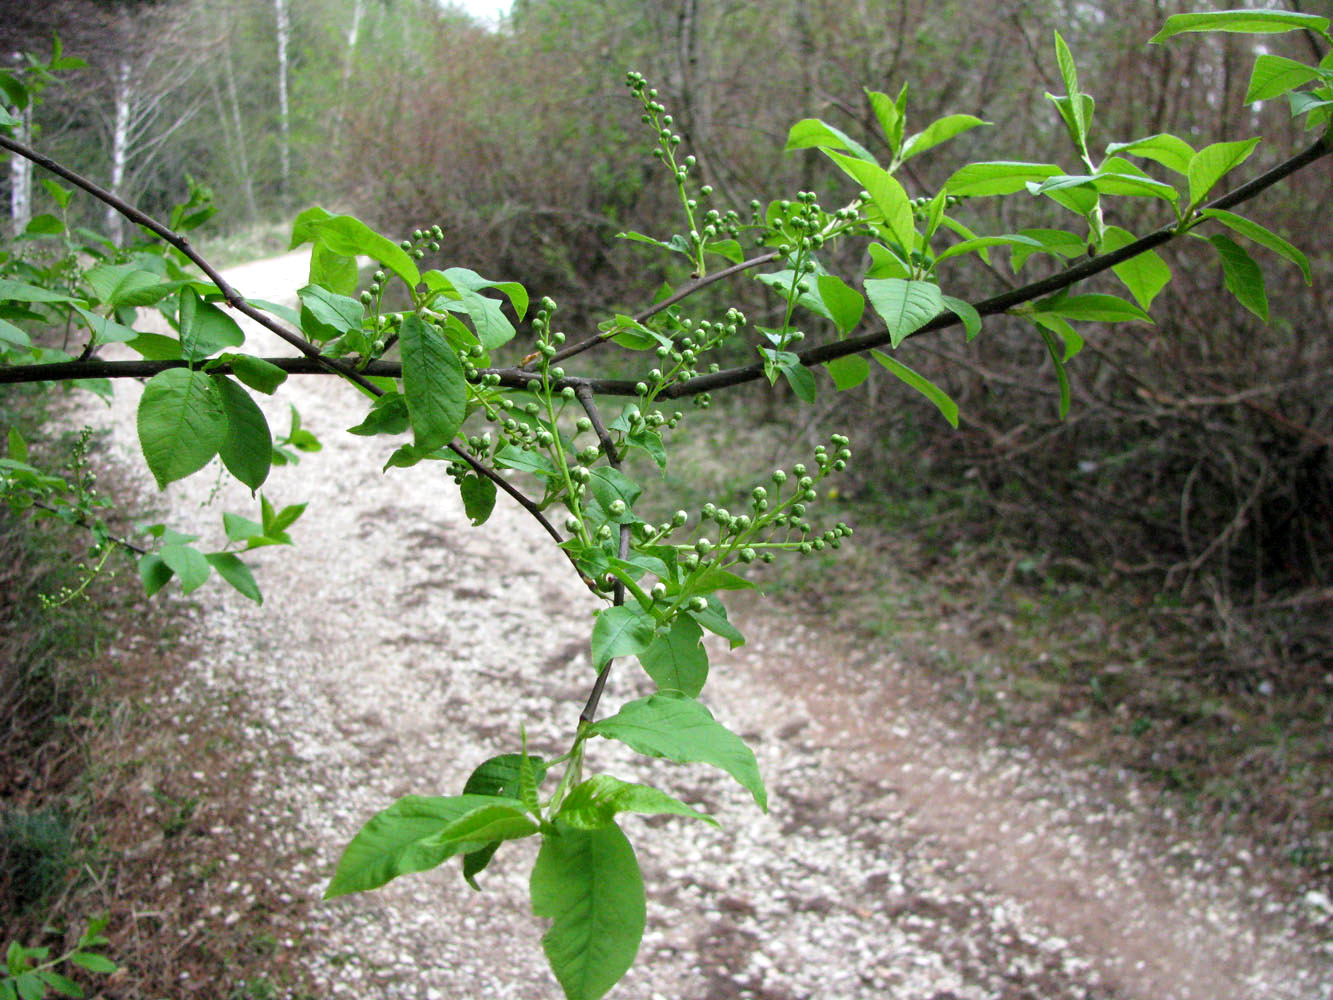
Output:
(638, 390), (1332, 883)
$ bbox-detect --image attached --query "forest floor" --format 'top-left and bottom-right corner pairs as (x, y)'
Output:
(30, 250), (1333, 999)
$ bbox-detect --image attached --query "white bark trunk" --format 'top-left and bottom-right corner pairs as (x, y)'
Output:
(274, 0), (292, 202)
(333, 0), (366, 132)
(105, 58), (132, 245)
(9, 106), (32, 236)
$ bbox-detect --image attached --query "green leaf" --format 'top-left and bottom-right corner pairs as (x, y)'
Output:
(460, 473), (497, 526)
(325, 794), (527, 897)
(1052, 31), (1087, 152)
(298, 285), (364, 343)
(1208, 234), (1268, 321)
(84, 264), (175, 309)
(138, 554), (173, 597)
(824, 151), (915, 249)
(686, 596), (744, 648)
(7, 427), (27, 462)
(1187, 138), (1260, 208)
(940, 294), (982, 341)
(399, 314), (466, 453)
(864, 279), (943, 347)
(13, 972), (42, 1000)
(1104, 134), (1196, 175)
(215, 376), (271, 492)
(1031, 312), (1085, 362)
(825, 354), (870, 391)
(1151, 10), (1330, 43)
(205, 552), (262, 604)
(944, 161), (1061, 197)
(136, 368), (227, 489)
(24, 213), (63, 236)
(1200, 209), (1311, 284)
(304, 215), (421, 289)
(159, 543), (211, 594)
(705, 238), (744, 264)
(1037, 293), (1152, 324)
(0, 279), (77, 304)
(428, 267), (527, 348)
(815, 274), (865, 334)
(588, 692), (766, 810)
(587, 468), (642, 524)
(870, 350), (959, 427)
(557, 775), (717, 830)
(590, 604), (656, 672)
(784, 119), (876, 162)
(781, 361), (817, 403)
(638, 614), (708, 696)
(1246, 54), (1322, 103)
(460, 753), (548, 888)
(1100, 226), (1172, 310)
(35, 968), (83, 997)
(901, 114), (987, 161)
(262, 496), (307, 536)
(866, 84), (908, 155)
(309, 241), (360, 296)
(179, 288), (244, 361)
(219, 354), (287, 395)
(1035, 324), (1072, 419)
(530, 822), (645, 1000)
(934, 234), (1047, 265)
(347, 392), (410, 437)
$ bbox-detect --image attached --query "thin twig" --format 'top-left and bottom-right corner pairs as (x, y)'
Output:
(575, 384), (631, 725)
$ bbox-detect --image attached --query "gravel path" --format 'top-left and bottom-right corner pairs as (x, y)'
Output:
(75, 251), (1332, 999)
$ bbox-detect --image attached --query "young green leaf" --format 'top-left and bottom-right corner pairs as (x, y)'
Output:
(1035, 324), (1072, 419)
(1035, 293), (1152, 324)
(1104, 134), (1196, 175)
(1207, 234), (1268, 321)
(824, 151), (915, 249)
(587, 468), (642, 525)
(1052, 31), (1088, 154)
(900, 114), (988, 162)
(205, 552), (262, 604)
(825, 354), (871, 391)
(215, 376), (271, 492)
(460, 753), (549, 889)
(870, 350), (959, 428)
(1245, 54), (1322, 104)
(686, 595), (744, 648)
(784, 118), (876, 163)
(159, 543), (212, 594)
(637, 614), (708, 696)
(1187, 138), (1261, 209)
(864, 279), (944, 347)
(943, 161), (1062, 197)
(588, 692), (766, 810)
(84, 264), (175, 309)
(1100, 226), (1172, 310)
(1200, 209), (1311, 284)
(179, 288), (244, 361)
(303, 214), (421, 289)
(1151, 10), (1330, 44)
(460, 473), (497, 527)
(399, 314), (467, 454)
(219, 354), (287, 394)
(326, 794), (528, 897)
(557, 775), (717, 830)
(298, 285), (364, 343)
(590, 604), (656, 672)
(866, 84), (908, 155)
(940, 294), (982, 342)
(530, 822), (645, 1000)
(137, 368), (227, 489)
(815, 274), (865, 334)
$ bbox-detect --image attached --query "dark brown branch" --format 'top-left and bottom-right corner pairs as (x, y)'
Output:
(4, 136), (1328, 406)
(0, 132), (381, 396)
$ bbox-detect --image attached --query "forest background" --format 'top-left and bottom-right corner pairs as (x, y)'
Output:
(1, 0), (1330, 990)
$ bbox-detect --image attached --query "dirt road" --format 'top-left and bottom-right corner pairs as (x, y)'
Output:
(75, 251), (1332, 998)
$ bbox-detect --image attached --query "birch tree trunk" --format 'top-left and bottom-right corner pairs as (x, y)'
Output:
(333, 0), (367, 133)
(8, 105), (31, 236)
(105, 58), (132, 246)
(274, 0), (292, 203)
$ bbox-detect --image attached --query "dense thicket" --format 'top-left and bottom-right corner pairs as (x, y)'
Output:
(3, 0), (1330, 667)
